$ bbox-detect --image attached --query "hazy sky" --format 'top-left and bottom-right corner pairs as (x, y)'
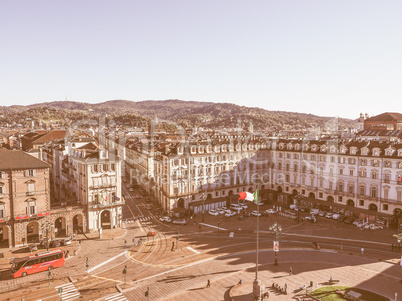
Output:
(1, 1), (401, 119)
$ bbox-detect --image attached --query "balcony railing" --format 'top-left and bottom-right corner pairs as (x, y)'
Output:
(89, 200), (125, 209)
(90, 183), (117, 189)
(26, 191), (35, 196)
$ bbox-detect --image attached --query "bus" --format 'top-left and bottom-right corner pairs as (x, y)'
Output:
(11, 249), (65, 278)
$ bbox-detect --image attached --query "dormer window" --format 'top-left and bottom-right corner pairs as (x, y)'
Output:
(191, 146), (196, 154)
(385, 148), (394, 156)
(361, 148), (369, 156)
(311, 145), (317, 152)
(372, 148), (380, 156)
(320, 145), (327, 152)
(350, 147), (357, 155)
(236, 144), (241, 151)
(279, 143), (284, 150)
(25, 169), (36, 177)
(177, 146), (184, 155)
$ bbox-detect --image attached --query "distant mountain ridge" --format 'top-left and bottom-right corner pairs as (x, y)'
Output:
(0, 99), (356, 131)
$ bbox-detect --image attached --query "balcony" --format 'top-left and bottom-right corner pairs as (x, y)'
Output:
(90, 183), (117, 189)
(26, 191), (35, 196)
(89, 200), (125, 209)
(0, 193), (3, 198)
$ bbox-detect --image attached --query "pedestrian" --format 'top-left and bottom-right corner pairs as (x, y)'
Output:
(199, 224), (201, 230)
(289, 266), (293, 275)
(284, 283), (287, 291)
(133, 238), (135, 246)
(206, 279), (210, 288)
(238, 279), (242, 285)
(73, 250), (77, 256)
(171, 241), (175, 251)
(124, 239), (127, 247)
(361, 247), (364, 255)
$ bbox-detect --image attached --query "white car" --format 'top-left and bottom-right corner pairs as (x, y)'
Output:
(209, 209), (219, 216)
(225, 211), (236, 217)
(129, 188), (134, 192)
(159, 216), (171, 223)
(220, 207), (228, 211)
(254, 202), (264, 206)
(217, 209), (225, 215)
(239, 203), (248, 209)
(325, 212), (334, 218)
(251, 210), (262, 217)
(265, 209), (277, 214)
(173, 219), (187, 225)
(223, 209), (232, 214)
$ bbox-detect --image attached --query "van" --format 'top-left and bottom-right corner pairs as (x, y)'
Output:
(332, 214), (340, 220)
(310, 209), (319, 215)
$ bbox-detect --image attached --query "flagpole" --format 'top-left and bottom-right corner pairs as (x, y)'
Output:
(255, 186), (259, 282)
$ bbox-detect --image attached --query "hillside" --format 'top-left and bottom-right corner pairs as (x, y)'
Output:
(0, 99), (356, 131)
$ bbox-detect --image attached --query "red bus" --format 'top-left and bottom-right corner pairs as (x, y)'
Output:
(11, 249), (65, 278)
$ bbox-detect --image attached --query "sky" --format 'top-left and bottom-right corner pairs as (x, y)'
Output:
(0, 0), (401, 119)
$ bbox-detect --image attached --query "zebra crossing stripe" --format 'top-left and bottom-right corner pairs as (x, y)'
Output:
(55, 283), (80, 300)
(104, 292), (128, 300)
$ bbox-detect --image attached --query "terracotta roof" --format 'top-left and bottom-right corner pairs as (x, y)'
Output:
(32, 130), (67, 144)
(0, 150), (50, 170)
(365, 112), (402, 122)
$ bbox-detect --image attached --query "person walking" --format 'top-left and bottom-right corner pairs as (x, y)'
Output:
(124, 240), (127, 247)
(171, 241), (175, 251)
(289, 266), (293, 275)
(361, 247), (364, 255)
(206, 279), (210, 288)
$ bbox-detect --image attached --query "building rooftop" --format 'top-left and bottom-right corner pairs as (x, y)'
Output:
(0, 150), (50, 170)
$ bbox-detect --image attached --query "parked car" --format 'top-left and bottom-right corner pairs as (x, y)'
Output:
(251, 210), (262, 217)
(28, 243), (38, 253)
(61, 239), (72, 246)
(145, 204), (152, 210)
(129, 188), (134, 192)
(264, 209), (277, 214)
(173, 219), (187, 225)
(337, 215), (346, 222)
(147, 231), (156, 236)
(50, 240), (61, 247)
(159, 216), (171, 223)
(225, 211), (236, 217)
(216, 209), (225, 215)
(344, 217), (354, 224)
(230, 204), (242, 211)
(332, 214), (340, 220)
(209, 209), (219, 216)
(238, 203), (248, 209)
(310, 209), (320, 215)
(136, 195), (141, 199)
(325, 212), (334, 219)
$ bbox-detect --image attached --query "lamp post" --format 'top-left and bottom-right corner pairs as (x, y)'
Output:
(41, 221), (53, 251)
(295, 194), (303, 222)
(200, 193), (206, 223)
(269, 222), (282, 265)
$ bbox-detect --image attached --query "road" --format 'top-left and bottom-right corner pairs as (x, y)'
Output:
(1, 199), (402, 300)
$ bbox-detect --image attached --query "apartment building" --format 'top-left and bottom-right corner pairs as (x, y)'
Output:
(0, 150), (51, 247)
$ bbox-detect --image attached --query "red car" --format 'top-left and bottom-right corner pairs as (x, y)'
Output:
(147, 231), (156, 236)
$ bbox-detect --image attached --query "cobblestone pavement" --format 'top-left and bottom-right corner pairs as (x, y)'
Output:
(1, 210), (402, 300)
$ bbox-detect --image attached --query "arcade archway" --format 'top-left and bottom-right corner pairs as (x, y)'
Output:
(73, 214), (84, 233)
(27, 221), (39, 243)
(101, 210), (111, 229)
(55, 217), (66, 238)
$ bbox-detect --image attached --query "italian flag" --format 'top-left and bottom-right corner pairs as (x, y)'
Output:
(238, 190), (258, 203)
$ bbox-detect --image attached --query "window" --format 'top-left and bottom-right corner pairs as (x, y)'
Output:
(359, 185), (365, 196)
(371, 186), (377, 198)
(0, 184), (4, 195)
(27, 200), (36, 215)
(338, 182), (343, 192)
(348, 183), (354, 194)
(26, 169), (35, 177)
(27, 182), (35, 195)
(0, 172), (4, 179)
(371, 172), (377, 179)
(93, 194), (100, 204)
(397, 191), (402, 202)
(93, 165), (99, 173)
(0, 204), (5, 218)
(338, 196), (343, 202)
(319, 192), (323, 198)
(111, 164), (115, 171)
(383, 204), (388, 211)
(350, 169), (354, 176)
(359, 199), (364, 206)
(384, 173), (390, 183)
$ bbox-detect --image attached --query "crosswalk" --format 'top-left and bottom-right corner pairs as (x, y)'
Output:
(103, 292), (128, 301)
(55, 282), (80, 300)
(137, 214), (162, 222)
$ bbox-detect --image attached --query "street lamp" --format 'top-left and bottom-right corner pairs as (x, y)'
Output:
(41, 221), (53, 251)
(269, 222), (282, 265)
(200, 193), (206, 223)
